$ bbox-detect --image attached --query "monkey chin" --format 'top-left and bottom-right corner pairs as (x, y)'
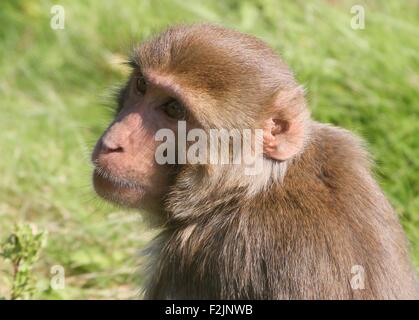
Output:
(92, 169), (148, 209)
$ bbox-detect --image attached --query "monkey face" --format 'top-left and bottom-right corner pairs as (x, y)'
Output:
(91, 72), (184, 210)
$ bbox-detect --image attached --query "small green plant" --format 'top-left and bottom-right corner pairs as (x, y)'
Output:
(0, 224), (47, 300)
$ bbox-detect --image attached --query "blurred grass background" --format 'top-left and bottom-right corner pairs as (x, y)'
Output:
(0, 0), (418, 299)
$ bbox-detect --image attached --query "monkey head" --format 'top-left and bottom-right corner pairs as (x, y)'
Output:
(91, 24), (309, 214)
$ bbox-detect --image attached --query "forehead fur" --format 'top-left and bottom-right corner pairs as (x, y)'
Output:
(131, 24), (300, 128)
(134, 24), (296, 92)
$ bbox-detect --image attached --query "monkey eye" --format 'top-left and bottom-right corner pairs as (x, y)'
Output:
(161, 100), (186, 120)
(136, 76), (147, 95)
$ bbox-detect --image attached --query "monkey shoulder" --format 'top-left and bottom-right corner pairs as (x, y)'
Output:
(287, 121), (373, 192)
(309, 122), (371, 173)
(277, 121), (391, 221)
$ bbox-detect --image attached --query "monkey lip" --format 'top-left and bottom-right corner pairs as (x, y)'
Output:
(92, 167), (146, 195)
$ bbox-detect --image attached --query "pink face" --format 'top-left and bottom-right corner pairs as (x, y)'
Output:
(91, 71), (187, 209)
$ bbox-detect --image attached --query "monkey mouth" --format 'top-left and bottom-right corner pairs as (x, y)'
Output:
(94, 167), (142, 189)
(92, 165), (147, 207)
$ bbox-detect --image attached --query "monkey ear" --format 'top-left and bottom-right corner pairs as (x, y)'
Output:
(263, 89), (308, 161)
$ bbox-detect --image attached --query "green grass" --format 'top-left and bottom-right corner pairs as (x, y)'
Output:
(0, 0), (418, 299)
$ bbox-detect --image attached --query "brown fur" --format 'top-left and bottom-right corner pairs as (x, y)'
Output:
(93, 24), (418, 299)
(144, 122), (418, 299)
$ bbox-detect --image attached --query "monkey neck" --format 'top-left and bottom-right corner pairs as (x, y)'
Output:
(163, 159), (288, 223)
(163, 124), (313, 223)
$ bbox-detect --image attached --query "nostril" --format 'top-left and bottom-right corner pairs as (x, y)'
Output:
(103, 145), (123, 153)
(102, 139), (124, 154)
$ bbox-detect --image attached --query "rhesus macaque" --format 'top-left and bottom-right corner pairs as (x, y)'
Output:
(91, 24), (418, 299)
